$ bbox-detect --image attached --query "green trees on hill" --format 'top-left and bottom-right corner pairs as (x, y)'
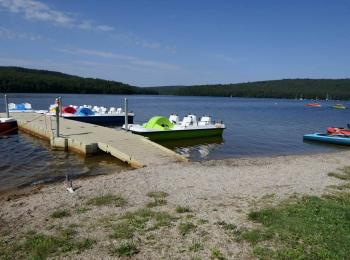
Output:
(1, 67), (350, 100)
(152, 79), (350, 100)
(0, 66), (157, 95)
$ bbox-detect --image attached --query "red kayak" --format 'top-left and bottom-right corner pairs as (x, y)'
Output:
(0, 118), (18, 134)
(306, 103), (321, 107)
(327, 127), (350, 136)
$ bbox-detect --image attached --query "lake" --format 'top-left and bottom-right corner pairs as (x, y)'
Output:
(1, 93), (349, 192)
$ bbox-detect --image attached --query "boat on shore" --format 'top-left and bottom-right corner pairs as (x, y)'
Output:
(303, 133), (350, 146)
(304, 126), (350, 146)
(0, 118), (17, 135)
(123, 114), (225, 141)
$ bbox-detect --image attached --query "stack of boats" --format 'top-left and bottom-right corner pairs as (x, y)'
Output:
(48, 104), (134, 126)
(123, 114), (225, 141)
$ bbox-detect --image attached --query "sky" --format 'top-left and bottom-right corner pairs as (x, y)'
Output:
(0, 0), (349, 86)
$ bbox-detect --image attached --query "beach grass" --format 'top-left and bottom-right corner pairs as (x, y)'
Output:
(146, 191), (169, 199)
(86, 194), (126, 207)
(210, 247), (226, 260)
(9, 227), (96, 259)
(51, 209), (70, 218)
(179, 222), (196, 236)
(242, 194), (350, 259)
(110, 242), (139, 257)
(176, 205), (192, 213)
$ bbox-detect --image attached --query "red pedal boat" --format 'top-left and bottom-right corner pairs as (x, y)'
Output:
(306, 103), (321, 107)
(327, 127), (350, 136)
(0, 118), (17, 134)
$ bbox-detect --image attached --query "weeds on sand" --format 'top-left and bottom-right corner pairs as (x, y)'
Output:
(51, 209), (70, 219)
(3, 227), (95, 259)
(328, 166), (350, 180)
(242, 195), (350, 259)
(146, 191), (169, 199)
(87, 194), (126, 207)
(215, 221), (242, 241)
(176, 205), (192, 213)
(197, 219), (209, 225)
(179, 222), (196, 236)
(210, 247), (226, 260)
(110, 242), (139, 257)
(75, 207), (90, 214)
(188, 239), (203, 252)
(146, 191), (168, 208)
(146, 198), (167, 208)
(110, 208), (176, 240)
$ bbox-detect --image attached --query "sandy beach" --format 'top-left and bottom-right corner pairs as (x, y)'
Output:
(1, 151), (348, 259)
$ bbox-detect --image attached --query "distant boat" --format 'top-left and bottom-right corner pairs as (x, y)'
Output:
(332, 104), (346, 109)
(305, 103), (321, 107)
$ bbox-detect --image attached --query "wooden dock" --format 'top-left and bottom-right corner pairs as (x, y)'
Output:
(2, 112), (187, 168)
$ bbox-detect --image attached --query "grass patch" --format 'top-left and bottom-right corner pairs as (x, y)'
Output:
(210, 247), (226, 260)
(110, 242), (139, 257)
(243, 195), (350, 259)
(51, 209), (70, 219)
(19, 227), (95, 259)
(215, 220), (242, 240)
(179, 222), (196, 236)
(188, 239), (203, 252)
(328, 166), (350, 180)
(75, 207), (90, 214)
(146, 191), (168, 199)
(110, 208), (176, 240)
(176, 205), (192, 213)
(87, 194), (126, 207)
(110, 222), (135, 239)
(197, 218), (209, 225)
(146, 198), (167, 208)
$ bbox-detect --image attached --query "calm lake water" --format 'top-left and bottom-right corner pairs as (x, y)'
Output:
(1, 93), (349, 192)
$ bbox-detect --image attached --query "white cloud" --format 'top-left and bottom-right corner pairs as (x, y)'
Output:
(55, 47), (180, 71)
(0, 27), (42, 40)
(0, 0), (114, 32)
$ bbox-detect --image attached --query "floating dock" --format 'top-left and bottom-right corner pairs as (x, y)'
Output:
(1, 112), (187, 168)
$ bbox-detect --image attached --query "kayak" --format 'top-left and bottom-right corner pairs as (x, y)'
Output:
(327, 127), (350, 135)
(303, 133), (350, 146)
(305, 103), (321, 107)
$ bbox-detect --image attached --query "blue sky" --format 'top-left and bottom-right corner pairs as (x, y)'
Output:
(0, 0), (349, 86)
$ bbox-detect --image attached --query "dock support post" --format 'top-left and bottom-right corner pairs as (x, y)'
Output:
(55, 98), (60, 137)
(4, 94), (9, 118)
(124, 98), (128, 131)
(58, 96), (62, 117)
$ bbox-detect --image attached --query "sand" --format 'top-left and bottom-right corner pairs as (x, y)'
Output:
(0, 151), (348, 259)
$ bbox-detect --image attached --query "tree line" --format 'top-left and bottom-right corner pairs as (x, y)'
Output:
(151, 79), (350, 100)
(1, 67), (350, 100)
(0, 66), (157, 95)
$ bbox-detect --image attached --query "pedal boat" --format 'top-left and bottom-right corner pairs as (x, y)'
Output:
(0, 118), (17, 134)
(123, 114), (225, 141)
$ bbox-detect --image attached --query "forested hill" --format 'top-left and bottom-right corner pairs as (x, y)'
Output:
(151, 79), (350, 100)
(0, 66), (157, 95)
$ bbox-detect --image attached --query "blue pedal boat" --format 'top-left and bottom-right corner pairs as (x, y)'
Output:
(303, 133), (350, 146)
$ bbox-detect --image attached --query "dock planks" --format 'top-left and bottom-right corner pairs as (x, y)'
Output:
(2, 112), (187, 168)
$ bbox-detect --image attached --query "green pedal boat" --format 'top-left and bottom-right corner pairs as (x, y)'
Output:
(123, 114), (225, 141)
